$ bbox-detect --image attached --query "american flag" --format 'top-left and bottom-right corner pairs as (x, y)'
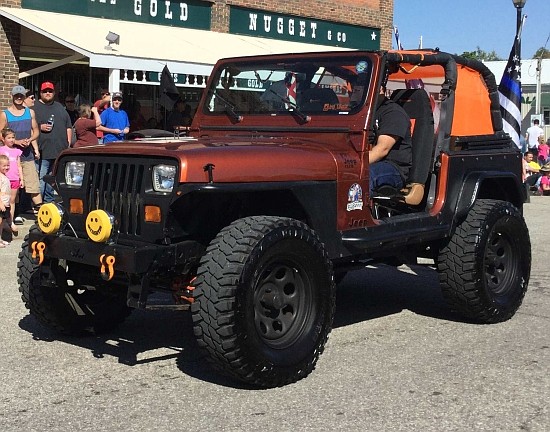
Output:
(285, 72), (297, 109)
(498, 17), (526, 150)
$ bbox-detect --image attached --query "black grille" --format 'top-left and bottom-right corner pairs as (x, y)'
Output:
(87, 161), (145, 235)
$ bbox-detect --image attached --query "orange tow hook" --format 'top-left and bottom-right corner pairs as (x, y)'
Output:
(181, 276), (197, 303)
(31, 241), (46, 265)
(99, 254), (116, 281)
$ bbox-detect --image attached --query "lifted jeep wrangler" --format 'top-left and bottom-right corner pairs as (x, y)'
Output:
(18, 49), (530, 388)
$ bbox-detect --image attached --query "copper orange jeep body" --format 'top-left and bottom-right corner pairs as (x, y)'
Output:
(18, 50), (530, 388)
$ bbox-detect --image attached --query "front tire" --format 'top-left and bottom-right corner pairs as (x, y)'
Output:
(191, 216), (335, 387)
(17, 227), (132, 335)
(437, 199), (530, 323)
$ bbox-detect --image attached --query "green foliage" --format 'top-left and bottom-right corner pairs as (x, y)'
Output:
(533, 47), (550, 59)
(460, 46), (503, 61)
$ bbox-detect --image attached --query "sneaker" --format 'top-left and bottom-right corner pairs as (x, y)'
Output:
(14, 216), (25, 225)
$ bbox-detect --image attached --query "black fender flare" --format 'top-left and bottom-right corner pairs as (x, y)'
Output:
(453, 171), (525, 223)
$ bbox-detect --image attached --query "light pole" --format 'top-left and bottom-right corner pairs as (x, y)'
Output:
(512, 0), (526, 57)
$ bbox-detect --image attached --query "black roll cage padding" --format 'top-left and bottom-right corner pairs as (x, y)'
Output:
(381, 50), (506, 159)
(385, 51), (503, 135)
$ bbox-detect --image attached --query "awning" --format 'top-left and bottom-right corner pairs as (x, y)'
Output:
(0, 7), (350, 78)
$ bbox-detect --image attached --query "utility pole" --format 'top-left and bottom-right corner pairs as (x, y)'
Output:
(535, 33), (549, 117)
(535, 56), (542, 115)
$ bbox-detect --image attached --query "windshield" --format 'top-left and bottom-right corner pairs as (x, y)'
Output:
(203, 55), (373, 117)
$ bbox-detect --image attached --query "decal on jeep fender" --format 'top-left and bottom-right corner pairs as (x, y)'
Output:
(347, 183), (363, 211)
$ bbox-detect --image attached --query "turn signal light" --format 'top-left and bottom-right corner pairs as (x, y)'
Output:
(69, 199), (84, 214)
(144, 205), (161, 223)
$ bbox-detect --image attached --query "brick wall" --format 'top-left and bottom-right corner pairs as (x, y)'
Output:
(210, 0), (394, 50)
(0, 0), (21, 108)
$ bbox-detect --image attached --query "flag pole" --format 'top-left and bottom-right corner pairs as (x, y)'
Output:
(498, 15), (526, 150)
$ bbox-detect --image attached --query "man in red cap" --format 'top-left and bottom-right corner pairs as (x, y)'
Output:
(32, 81), (72, 203)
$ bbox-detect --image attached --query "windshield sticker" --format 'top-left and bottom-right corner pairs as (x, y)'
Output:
(355, 61), (368, 74)
(347, 183), (364, 211)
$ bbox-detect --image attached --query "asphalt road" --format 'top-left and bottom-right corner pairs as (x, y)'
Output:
(0, 199), (548, 432)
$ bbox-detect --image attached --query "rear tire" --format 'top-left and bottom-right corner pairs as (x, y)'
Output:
(191, 216), (335, 387)
(17, 227), (132, 335)
(437, 199), (530, 323)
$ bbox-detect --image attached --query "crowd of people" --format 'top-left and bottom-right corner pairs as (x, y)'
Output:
(0, 81), (195, 245)
(523, 118), (550, 196)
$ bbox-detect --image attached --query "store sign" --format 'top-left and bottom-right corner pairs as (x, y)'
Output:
(21, 0), (211, 30)
(229, 6), (380, 50)
(148, 71), (186, 83)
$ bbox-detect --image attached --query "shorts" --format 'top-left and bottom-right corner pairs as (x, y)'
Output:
(10, 179), (20, 189)
(21, 160), (40, 193)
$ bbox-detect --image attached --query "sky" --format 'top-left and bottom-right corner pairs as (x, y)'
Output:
(393, 0), (550, 59)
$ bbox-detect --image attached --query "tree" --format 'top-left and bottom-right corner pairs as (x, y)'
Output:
(533, 47), (550, 59)
(460, 46), (503, 61)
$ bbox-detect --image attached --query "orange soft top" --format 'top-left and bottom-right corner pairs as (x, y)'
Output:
(451, 64), (494, 135)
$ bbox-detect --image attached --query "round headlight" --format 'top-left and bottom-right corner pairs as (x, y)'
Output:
(37, 203), (64, 234)
(86, 210), (115, 243)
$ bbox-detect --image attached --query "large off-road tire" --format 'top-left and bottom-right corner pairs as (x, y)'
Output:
(191, 216), (335, 388)
(17, 227), (132, 335)
(437, 199), (530, 323)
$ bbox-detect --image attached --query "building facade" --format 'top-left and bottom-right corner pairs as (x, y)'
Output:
(0, 0), (394, 129)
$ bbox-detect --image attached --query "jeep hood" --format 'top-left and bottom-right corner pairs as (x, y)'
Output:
(61, 136), (340, 183)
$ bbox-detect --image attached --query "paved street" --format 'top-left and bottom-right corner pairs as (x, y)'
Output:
(0, 199), (548, 432)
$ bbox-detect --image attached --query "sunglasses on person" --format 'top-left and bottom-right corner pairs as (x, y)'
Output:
(41, 89), (54, 94)
(112, 97), (123, 102)
(101, 92), (110, 96)
(26, 95), (35, 100)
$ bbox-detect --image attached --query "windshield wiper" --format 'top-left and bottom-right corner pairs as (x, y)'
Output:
(209, 89), (243, 123)
(266, 88), (311, 124)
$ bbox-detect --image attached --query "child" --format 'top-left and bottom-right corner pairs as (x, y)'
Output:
(538, 163), (550, 196)
(0, 154), (11, 246)
(0, 128), (23, 236)
(537, 136), (549, 165)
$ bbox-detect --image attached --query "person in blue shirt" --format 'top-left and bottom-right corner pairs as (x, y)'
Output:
(98, 91), (129, 143)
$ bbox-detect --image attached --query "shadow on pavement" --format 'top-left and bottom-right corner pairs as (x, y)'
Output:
(17, 262), (462, 388)
(18, 297), (249, 388)
(333, 263), (462, 328)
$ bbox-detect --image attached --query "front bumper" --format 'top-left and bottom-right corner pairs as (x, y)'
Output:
(27, 232), (204, 275)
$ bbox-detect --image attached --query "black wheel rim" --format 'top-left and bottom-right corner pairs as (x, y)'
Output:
(253, 259), (313, 350)
(484, 228), (517, 297)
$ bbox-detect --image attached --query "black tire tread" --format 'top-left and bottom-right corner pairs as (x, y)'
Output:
(191, 216), (335, 387)
(437, 199), (530, 323)
(17, 226), (132, 335)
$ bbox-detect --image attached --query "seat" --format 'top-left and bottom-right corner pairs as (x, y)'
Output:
(386, 89), (435, 206)
(300, 87), (339, 112)
(371, 89), (435, 217)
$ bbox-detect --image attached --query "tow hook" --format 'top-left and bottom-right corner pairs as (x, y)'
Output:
(171, 276), (196, 304)
(99, 254), (116, 281)
(31, 241), (46, 265)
